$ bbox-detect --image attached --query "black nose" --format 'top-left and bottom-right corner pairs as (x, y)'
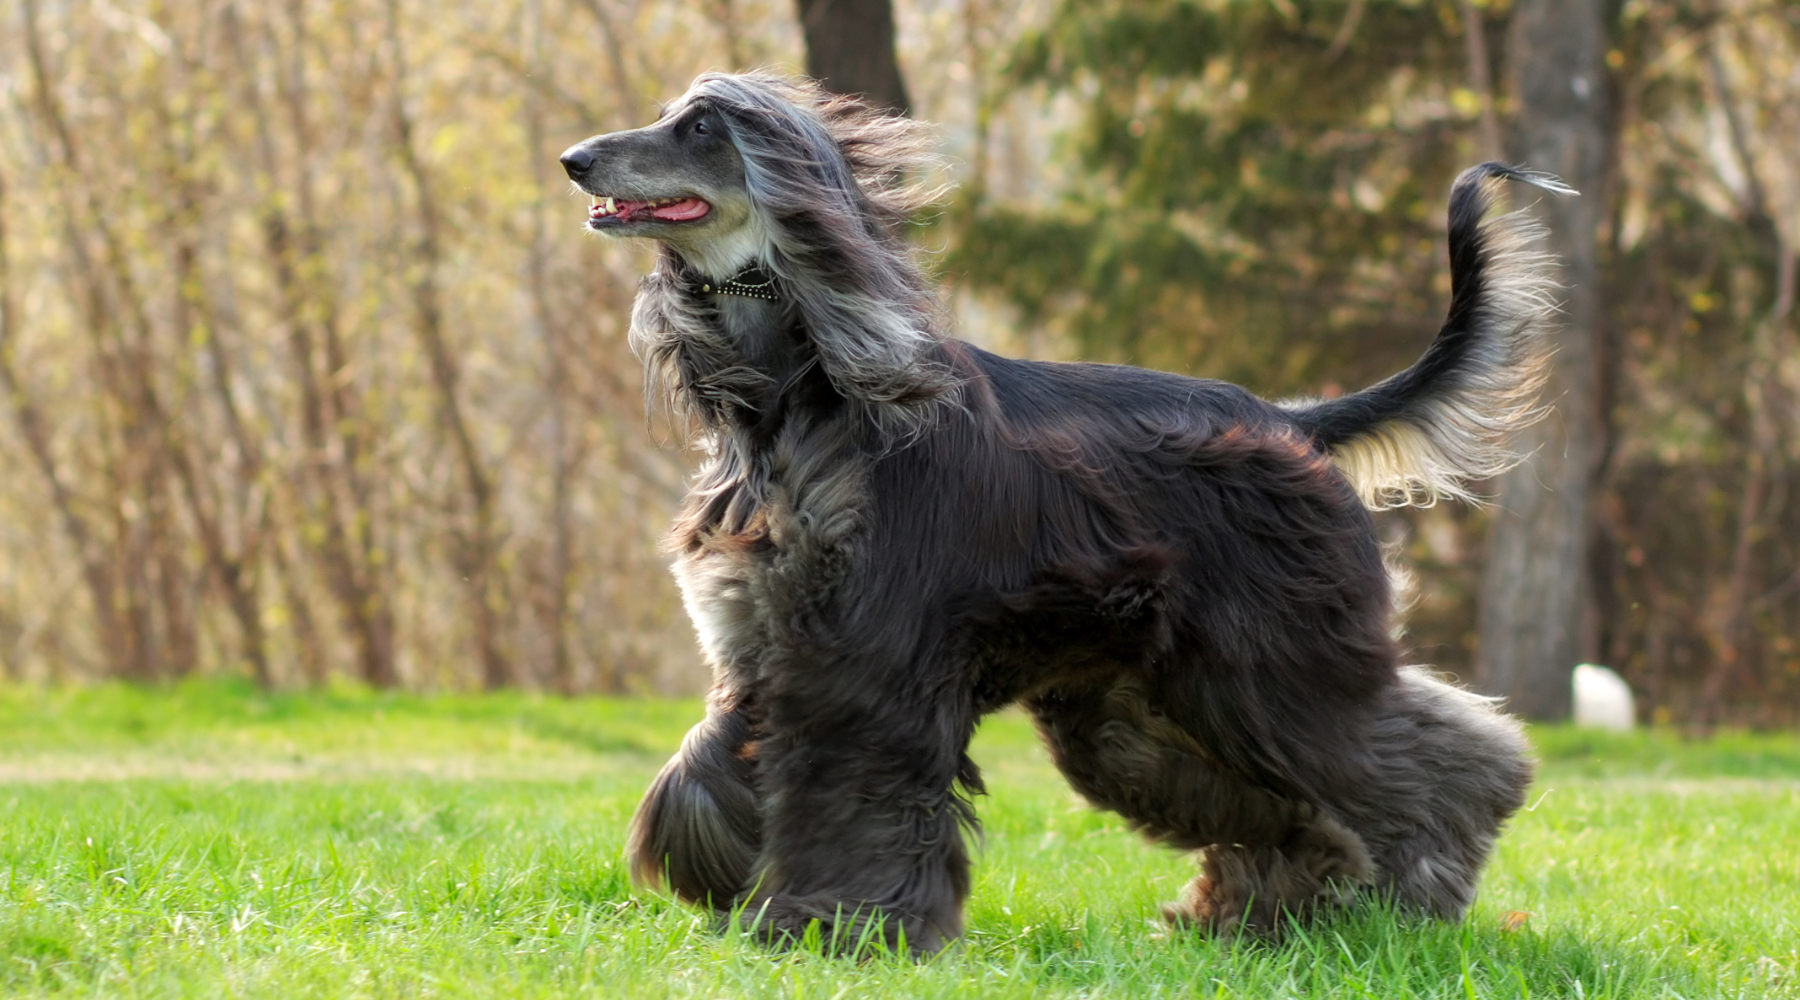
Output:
(559, 145), (595, 179)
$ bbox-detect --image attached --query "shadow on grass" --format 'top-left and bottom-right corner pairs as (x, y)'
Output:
(952, 904), (1714, 999)
(0, 676), (703, 758)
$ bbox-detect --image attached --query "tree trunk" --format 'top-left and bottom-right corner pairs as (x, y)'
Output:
(385, 0), (513, 690)
(1477, 0), (1613, 719)
(794, 0), (911, 114)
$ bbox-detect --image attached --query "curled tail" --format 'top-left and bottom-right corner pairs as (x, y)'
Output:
(1286, 163), (1575, 509)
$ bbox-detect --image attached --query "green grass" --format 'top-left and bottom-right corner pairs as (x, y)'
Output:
(2, 680), (1796, 998)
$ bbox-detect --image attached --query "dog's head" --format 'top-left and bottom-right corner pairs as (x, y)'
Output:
(564, 73), (958, 424)
(560, 73), (936, 279)
(559, 77), (761, 274)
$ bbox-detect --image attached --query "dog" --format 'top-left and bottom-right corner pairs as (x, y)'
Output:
(559, 71), (1561, 953)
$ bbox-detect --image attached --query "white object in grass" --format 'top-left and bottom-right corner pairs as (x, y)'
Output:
(1573, 663), (1635, 730)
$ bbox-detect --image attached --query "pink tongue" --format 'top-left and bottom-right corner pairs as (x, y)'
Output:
(651, 198), (710, 221)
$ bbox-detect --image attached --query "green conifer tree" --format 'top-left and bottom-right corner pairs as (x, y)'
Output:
(954, 0), (1498, 397)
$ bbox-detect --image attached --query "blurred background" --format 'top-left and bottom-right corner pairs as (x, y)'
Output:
(0, 0), (1795, 726)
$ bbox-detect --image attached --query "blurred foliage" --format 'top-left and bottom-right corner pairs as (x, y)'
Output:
(0, 0), (809, 693)
(952, 0), (1478, 391)
(1592, 1), (1800, 726)
(1, 0), (1799, 725)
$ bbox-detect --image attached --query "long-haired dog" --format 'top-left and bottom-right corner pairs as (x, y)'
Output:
(560, 72), (1565, 953)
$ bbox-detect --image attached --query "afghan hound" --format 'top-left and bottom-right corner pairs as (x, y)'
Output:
(559, 71), (1562, 953)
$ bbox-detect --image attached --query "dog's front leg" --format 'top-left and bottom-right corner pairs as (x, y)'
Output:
(734, 686), (977, 955)
(626, 692), (762, 909)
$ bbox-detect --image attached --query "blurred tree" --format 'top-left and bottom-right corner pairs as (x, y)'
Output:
(1593, 0), (1800, 727)
(0, 0), (727, 691)
(796, 0), (912, 112)
(1476, 0), (1613, 720)
(951, 0), (1486, 395)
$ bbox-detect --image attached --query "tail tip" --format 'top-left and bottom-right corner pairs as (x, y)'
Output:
(1461, 161), (1580, 198)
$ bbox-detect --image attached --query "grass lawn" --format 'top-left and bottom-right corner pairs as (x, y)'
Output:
(1, 681), (1796, 998)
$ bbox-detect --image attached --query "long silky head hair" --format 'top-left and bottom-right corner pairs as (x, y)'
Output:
(632, 72), (958, 436)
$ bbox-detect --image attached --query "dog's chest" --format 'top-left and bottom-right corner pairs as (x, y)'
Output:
(673, 440), (870, 680)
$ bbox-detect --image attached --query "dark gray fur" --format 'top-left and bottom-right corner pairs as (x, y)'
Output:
(560, 72), (1548, 953)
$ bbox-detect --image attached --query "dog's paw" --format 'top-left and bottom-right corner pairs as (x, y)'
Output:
(1159, 870), (1247, 938)
(726, 894), (952, 956)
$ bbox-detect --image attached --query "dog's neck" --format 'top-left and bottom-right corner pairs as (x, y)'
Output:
(635, 241), (952, 453)
(639, 249), (841, 444)
(669, 220), (773, 282)
(639, 250), (856, 540)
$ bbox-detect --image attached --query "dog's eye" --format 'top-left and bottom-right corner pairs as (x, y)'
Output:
(693, 120), (711, 136)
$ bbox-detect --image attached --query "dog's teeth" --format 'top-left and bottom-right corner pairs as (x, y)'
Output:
(604, 197), (616, 214)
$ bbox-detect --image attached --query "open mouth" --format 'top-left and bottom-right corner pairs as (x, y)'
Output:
(588, 194), (712, 226)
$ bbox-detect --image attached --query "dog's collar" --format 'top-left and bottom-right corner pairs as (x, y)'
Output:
(690, 265), (781, 302)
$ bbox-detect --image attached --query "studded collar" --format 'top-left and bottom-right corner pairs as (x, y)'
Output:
(689, 264), (781, 302)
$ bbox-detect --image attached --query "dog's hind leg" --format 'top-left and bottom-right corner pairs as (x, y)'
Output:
(1167, 825), (1369, 935)
(627, 692), (762, 910)
(1324, 668), (1534, 919)
(1026, 676), (1372, 936)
